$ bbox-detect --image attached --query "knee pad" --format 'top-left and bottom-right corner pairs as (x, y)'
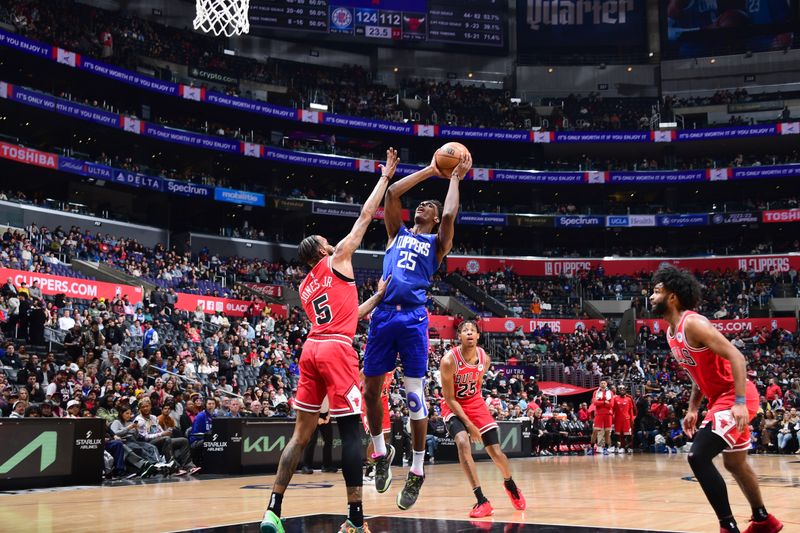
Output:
(404, 376), (428, 421)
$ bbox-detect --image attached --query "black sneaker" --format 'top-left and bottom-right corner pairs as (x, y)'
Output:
(373, 444), (395, 494)
(396, 471), (425, 510)
(301, 466), (314, 475)
(139, 463), (157, 478)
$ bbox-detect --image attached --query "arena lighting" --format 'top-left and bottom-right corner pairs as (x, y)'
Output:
(659, 122), (678, 128)
(393, 67), (399, 72)
(626, 66), (633, 72)
(223, 49), (235, 56)
(547, 68), (554, 73)
(648, 52), (654, 57)
(710, 58), (716, 64)
(309, 103), (328, 111)
(510, 97), (521, 104)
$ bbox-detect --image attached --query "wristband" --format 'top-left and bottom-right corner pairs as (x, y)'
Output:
(734, 395), (746, 405)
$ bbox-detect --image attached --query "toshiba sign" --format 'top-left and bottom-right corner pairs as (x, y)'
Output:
(762, 210), (800, 223)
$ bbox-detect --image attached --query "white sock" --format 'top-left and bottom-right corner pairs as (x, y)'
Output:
(411, 450), (425, 476)
(371, 433), (387, 457)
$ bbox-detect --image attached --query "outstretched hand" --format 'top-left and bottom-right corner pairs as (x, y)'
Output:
(380, 147), (399, 178)
(377, 275), (392, 294)
(451, 152), (473, 181)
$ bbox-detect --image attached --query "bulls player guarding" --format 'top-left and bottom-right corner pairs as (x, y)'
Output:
(439, 321), (526, 518)
(260, 148), (399, 533)
(650, 265), (782, 533)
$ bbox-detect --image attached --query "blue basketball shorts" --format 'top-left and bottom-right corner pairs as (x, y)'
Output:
(363, 305), (428, 378)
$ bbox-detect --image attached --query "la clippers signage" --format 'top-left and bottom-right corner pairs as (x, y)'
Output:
(174, 293), (287, 319)
(478, 318), (606, 334)
(0, 268), (142, 303)
(448, 254), (800, 277)
(636, 318), (797, 334)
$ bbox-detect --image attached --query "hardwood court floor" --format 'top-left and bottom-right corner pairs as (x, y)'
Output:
(1, 454), (798, 532)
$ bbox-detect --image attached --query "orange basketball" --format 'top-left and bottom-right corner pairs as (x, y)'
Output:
(435, 142), (469, 173)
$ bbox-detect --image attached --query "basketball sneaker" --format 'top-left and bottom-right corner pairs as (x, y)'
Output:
(469, 501), (494, 518)
(742, 514), (783, 533)
(397, 471), (425, 510)
(372, 444), (395, 493)
(504, 483), (526, 510)
(259, 510), (285, 533)
(338, 519), (371, 533)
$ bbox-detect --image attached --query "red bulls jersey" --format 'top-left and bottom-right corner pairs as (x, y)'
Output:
(667, 310), (737, 403)
(612, 395), (635, 421)
(451, 346), (487, 401)
(299, 256), (358, 339)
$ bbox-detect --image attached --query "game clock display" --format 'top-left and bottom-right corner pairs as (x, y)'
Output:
(249, 0), (506, 49)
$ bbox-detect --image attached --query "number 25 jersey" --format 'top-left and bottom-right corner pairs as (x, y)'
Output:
(299, 256), (358, 339)
(382, 225), (438, 307)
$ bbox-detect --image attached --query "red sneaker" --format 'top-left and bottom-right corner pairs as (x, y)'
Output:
(469, 501), (494, 518)
(743, 514), (783, 533)
(504, 484), (526, 510)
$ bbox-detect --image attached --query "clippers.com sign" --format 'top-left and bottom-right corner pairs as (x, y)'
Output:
(450, 253), (800, 277)
(0, 268), (142, 302)
(637, 318), (797, 334)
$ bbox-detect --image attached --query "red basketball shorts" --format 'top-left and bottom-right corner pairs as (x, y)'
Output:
(441, 397), (498, 435)
(701, 381), (759, 453)
(614, 417), (632, 435)
(594, 411), (613, 430)
(294, 337), (362, 418)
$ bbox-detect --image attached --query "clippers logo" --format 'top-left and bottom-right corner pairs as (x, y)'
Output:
(466, 259), (481, 274)
(331, 8), (353, 29)
(504, 320), (516, 332)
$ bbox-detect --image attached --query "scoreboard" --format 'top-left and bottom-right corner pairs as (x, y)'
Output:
(249, 0), (507, 49)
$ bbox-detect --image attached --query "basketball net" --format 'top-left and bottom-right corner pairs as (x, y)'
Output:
(193, 0), (250, 37)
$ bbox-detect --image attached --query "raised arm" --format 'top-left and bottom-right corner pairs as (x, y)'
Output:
(383, 159), (440, 243)
(358, 276), (391, 319)
(435, 152), (472, 264)
(332, 148), (399, 275)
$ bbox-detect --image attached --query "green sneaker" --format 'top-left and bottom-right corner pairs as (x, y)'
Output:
(338, 519), (371, 532)
(259, 510), (285, 533)
(373, 444), (395, 494)
(396, 471), (425, 510)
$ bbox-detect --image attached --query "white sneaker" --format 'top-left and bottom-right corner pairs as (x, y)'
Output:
(608, 447), (616, 454)
(363, 475), (375, 485)
(626, 448), (633, 454)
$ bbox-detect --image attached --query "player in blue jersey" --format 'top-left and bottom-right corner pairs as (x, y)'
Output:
(363, 149), (472, 510)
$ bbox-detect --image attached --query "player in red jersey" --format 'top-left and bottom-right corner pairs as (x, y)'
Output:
(362, 371), (393, 484)
(650, 265), (782, 533)
(611, 385), (636, 454)
(589, 380), (614, 455)
(260, 148), (399, 533)
(439, 321), (526, 518)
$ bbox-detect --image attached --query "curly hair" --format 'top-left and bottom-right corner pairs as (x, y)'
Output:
(652, 264), (702, 311)
(457, 319), (481, 335)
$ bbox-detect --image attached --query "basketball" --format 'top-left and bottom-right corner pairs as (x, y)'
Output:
(435, 142), (469, 173)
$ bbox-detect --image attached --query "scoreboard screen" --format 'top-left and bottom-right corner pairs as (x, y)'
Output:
(249, 0), (507, 50)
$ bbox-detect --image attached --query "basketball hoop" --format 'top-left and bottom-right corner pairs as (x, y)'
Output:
(193, 0), (250, 37)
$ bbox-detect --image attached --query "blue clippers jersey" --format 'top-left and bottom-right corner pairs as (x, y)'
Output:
(382, 225), (438, 307)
